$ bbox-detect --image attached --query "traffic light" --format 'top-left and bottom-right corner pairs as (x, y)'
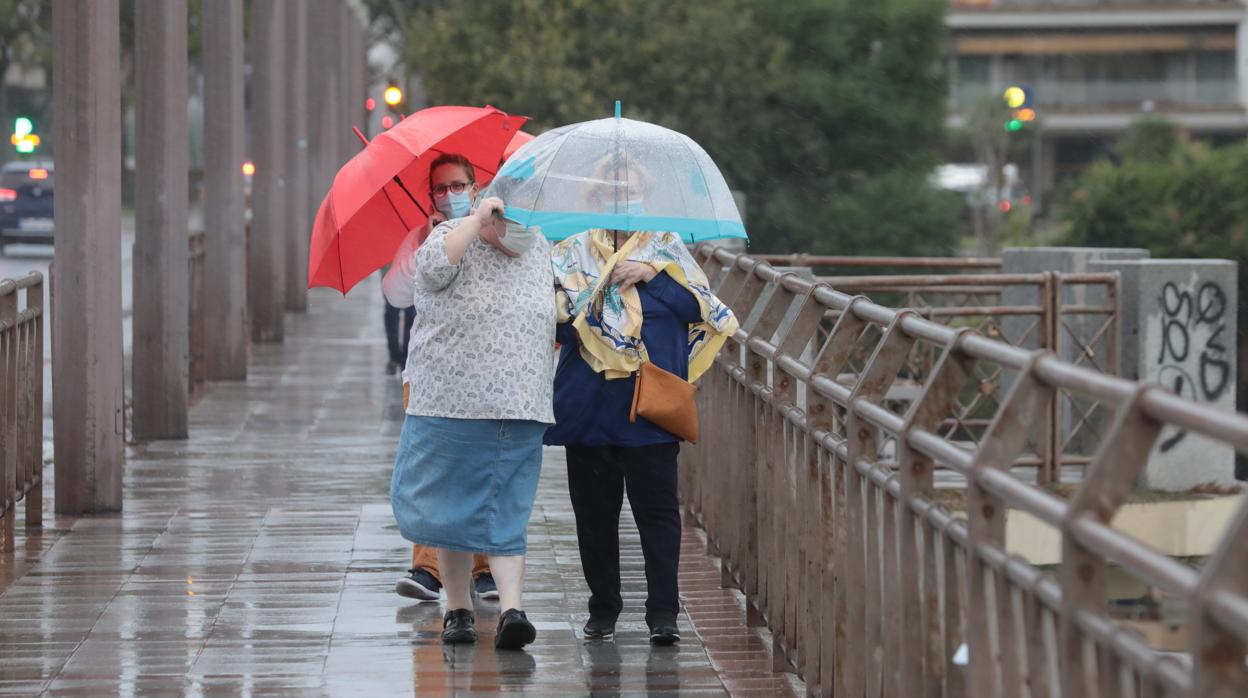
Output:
(365, 97), (376, 112)
(1002, 85), (1036, 132)
(10, 116), (39, 153)
(384, 86), (403, 107)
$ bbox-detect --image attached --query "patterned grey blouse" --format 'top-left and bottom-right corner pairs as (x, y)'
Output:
(401, 219), (556, 424)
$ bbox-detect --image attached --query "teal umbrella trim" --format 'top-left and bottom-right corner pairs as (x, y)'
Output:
(503, 207), (748, 243)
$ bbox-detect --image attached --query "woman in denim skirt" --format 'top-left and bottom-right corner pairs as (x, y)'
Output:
(387, 154), (554, 650)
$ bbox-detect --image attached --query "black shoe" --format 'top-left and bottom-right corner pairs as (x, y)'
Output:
(582, 615), (617, 640)
(395, 567), (441, 601)
(494, 608), (536, 650)
(473, 572), (499, 600)
(647, 613), (681, 646)
(441, 608), (476, 644)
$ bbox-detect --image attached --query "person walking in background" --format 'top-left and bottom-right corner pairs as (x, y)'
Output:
(382, 291), (417, 375)
(385, 151), (554, 650)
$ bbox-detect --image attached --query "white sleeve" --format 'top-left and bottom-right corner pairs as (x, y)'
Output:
(381, 224), (430, 307)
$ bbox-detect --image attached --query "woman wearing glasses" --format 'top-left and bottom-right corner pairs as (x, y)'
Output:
(385, 155), (498, 606)
(383, 152), (554, 650)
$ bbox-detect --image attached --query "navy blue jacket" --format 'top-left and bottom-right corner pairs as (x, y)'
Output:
(545, 272), (703, 447)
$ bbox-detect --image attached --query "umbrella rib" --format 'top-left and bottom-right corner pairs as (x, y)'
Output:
(678, 135), (725, 243)
(527, 121), (588, 218)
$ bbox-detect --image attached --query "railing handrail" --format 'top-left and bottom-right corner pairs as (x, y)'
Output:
(0, 271), (45, 295)
(706, 245), (1248, 452)
(752, 252), (1003, 270)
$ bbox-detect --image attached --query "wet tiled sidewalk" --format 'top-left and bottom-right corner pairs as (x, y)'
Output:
(1, 287), (798, 696)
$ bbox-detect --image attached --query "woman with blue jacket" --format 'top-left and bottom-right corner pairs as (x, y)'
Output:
(547, 221), (737, 645)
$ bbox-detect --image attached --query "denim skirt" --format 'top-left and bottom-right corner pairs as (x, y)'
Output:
(391, 415), (546, 556)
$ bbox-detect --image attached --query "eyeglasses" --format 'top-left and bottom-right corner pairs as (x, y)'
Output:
(430, 181), (471, 198)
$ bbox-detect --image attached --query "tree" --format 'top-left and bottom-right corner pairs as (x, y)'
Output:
(401, 0), (957, 256)
(0, 0), (49, 163)
(1060, 119), (1248, 425)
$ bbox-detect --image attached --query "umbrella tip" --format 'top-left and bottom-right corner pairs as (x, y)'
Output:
(614, 100), (621, 119)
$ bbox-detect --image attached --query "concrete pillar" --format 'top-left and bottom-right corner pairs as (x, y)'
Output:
(133, 0), (190, 440)
(52, 0), (124, 513)
(308, 0), (340, 206)
(339, 2), (353, 166)
(249, 0), (286, 342)
(203, 0), (248, 379)
(1090, 259), (1239, 490)
(284, 0), (309, 312)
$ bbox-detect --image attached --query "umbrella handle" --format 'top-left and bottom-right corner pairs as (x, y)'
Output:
(352, 126), (369, 146)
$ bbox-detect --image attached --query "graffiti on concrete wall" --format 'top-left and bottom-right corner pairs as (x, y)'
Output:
(1154, 280), (1231, 452)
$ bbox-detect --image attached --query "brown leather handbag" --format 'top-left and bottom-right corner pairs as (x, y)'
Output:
(629, 361), (699, 444)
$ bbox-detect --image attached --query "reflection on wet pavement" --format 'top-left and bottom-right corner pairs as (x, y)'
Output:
(0, 286), (796, 696)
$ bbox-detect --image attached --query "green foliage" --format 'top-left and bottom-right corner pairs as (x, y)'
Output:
(402, 0), (957, 256)
(1115, 117), (1183, 164)
(1061, 121), (1248, 402)
(1062, 121), (1248, 263)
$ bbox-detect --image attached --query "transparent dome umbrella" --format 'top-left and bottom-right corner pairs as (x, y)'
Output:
(483, 103), (747, 244)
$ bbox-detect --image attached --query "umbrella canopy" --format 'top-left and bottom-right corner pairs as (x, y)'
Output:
(483, 110), (745, 243)
(308, 105), (527, 293)
(502, 130), (535, 162)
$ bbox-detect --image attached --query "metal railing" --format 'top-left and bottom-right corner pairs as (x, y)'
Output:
(0, 272), (43, 552)
(680, 245), (1248, 697)
(817, 271), (1121, 484)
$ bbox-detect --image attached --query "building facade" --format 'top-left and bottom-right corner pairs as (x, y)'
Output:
(947, 0), (1248, 197)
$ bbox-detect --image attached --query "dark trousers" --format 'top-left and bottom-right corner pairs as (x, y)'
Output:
(565, 443), (681, 621)
(383, 301), (415, 365)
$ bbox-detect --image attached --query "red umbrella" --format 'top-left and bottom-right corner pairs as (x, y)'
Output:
(503, 129), (535, 162)
(308, 105), (527, 293)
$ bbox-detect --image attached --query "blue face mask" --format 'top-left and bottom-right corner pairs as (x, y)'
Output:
(434, 190), (473, 219)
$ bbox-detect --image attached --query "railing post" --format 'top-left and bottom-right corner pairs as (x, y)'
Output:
(775, 286), (834, 692)
(846, 310), (917, 698)
(1059, 385), (1163, 698)
(964, 352), (1055, 698)
(133, 0), (190, 440)
(808, 295), (871, 698)
(1190, 499), (1248, 697)
(747, 270), (805, 673)
(52, 0), (125, 514)
(25, 276), (43, 528)
(1, 284), (14, 551)
(897, 329), (975, 698)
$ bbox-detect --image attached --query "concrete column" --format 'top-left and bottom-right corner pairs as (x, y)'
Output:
(203, 0), (247, 378)
(284, 0), (309, 311)
(133, 0), (190, 440)
(309, 0), (340, 205)
(249, 0), (286, 342)
(305, 1), (330, 248)
(339, 2), (353, 166)
(52, 0), (124, 513)
(1090, 259), (1239, 490)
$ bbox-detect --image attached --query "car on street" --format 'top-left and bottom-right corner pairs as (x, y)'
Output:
(0, 160), (54, 249)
